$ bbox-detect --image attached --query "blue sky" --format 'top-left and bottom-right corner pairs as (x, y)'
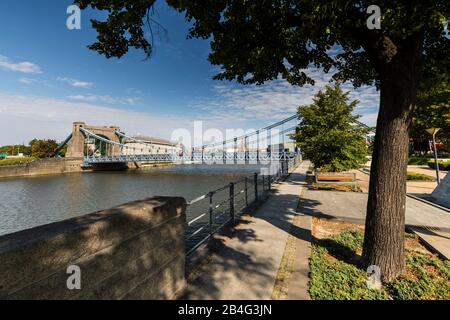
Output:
(0, 0), (379, 146)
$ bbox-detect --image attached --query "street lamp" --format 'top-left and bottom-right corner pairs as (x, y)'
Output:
(426, 128), (441, 185)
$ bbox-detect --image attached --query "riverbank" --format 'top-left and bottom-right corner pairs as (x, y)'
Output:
(0, 158), (87, 178)
(0, 158), (180, 179)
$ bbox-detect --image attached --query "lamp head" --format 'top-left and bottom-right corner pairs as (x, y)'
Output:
(426, 128), (441, 135)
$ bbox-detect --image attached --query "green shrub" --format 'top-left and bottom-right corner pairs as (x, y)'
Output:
(0, 157), (37, 167)
(406, 172), (434, 181)
(408, 156), (432, 165)
(427, 160), (450, 171)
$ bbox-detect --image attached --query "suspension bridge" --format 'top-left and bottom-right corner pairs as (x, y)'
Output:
(57, 115), (301, 166)
(58, 114), (370, 166)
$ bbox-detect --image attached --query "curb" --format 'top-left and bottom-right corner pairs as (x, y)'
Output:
(358, 168), (450, 213)
(406, 194), (450, 214)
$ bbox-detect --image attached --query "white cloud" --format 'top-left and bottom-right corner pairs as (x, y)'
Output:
(68, 94), (141, 105)
(190, 69), (380, 126)
(0, 92), (229, 147)
(57, 77), (94, 89)
(0, 55), (42, 74)
(18, 77), (39, 85)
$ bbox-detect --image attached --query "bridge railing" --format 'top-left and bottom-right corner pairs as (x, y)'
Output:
(185, 154), (302, 256)
(83, 151), (298, 164)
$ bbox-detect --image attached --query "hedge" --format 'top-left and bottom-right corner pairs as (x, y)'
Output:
(428, 160), (450, 171)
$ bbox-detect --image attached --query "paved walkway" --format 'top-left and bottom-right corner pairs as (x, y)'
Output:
(183, 161), (310, 300)
(302, 190), (450, 260)
(351, 167), (449, 195)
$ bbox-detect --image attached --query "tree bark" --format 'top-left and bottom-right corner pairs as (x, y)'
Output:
(362, 35), (422, 282)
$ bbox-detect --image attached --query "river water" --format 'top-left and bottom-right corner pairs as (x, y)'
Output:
(0, 165), (266, 236)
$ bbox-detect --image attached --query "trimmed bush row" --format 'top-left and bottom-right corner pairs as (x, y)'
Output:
(428, 160), (450, 171)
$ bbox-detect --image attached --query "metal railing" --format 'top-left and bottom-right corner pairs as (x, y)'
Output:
(185, 154), (302, 256)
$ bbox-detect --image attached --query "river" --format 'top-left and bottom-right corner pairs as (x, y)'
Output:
(0, 164), (266, 236)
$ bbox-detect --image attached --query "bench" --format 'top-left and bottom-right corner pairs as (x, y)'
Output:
(315, 172), (356, 185)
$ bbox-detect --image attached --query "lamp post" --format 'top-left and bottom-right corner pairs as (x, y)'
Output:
(426, 128), (441, 185)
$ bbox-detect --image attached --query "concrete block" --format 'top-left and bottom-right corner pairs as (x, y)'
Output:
(0, 196), (187, 299)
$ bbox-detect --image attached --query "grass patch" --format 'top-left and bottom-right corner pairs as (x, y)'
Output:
(408, 156), (432, 165)
(0, 157), (36, 167)
(406, 172), (434, 181)
(309, 229), (450, 300)
(310, 182), (361, 192)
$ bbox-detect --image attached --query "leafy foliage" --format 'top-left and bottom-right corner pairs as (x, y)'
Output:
(76, 0), (157, 58)
(30, 140), (59, 159)
(76, 1), (449, 89)
(0, 145), (32, 156)
(412, 81), (450, 151)
(408, 156), (433, 165)
(310, 229), (450, 300)
(294, 83), (368, 172)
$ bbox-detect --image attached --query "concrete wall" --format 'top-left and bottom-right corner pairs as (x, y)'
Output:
(0, 197), (187, 300)
(431, 172), (450, 208)
(0, 158), (85, 178)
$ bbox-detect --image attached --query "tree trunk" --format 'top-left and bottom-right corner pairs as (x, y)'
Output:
(362, 36), (422, 282)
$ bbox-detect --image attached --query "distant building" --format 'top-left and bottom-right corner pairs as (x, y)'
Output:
(123, 135), (184, 155)
(6, 153), (25, 158)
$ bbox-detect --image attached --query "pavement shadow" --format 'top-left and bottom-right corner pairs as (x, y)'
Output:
(182, 167), (311, 299)
(183, 222), (277, 300)
(300, 195), (366, 225)
(313, 236), (362, 266)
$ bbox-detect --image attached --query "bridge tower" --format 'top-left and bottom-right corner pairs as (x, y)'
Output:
(66, 122), (122, 158)
(66, 122), (86, 158)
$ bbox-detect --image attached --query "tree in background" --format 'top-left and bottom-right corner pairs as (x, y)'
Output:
(295, 83), (368, 172)
(31, 140), (59, 159)
(411, 81), (450, 153)
(76, 0), (450, 281)
(0, 145), (32, 156)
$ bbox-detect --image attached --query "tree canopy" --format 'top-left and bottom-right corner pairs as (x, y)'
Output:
(76, 1), (449, 88)
(31, 140), (59, 159)
(412, 80), (450, 150)
(295, 83), (368, 172)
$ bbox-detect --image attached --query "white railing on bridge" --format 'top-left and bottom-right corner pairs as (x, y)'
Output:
(83, 151), (299, 165)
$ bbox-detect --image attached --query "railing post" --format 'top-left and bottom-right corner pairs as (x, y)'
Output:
(256, 130), (260, 164)
(209, 192), (214, 236)
(244, 177), (248, 207)
(234, 138), (238, 164)
(223, 141), (226, 164)
(254, 172), (258, 200)
(229, 183), (235, 224)
(202, 146), (205, 164)
(268, 173), (272, 190)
